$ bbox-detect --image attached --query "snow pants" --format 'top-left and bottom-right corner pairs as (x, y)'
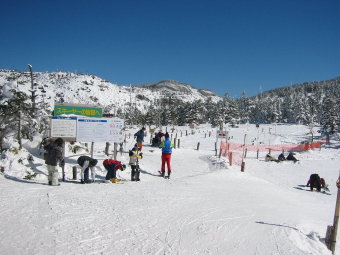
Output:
(47, 164), (59, 186)
(161, 153), (172, 174)
(79, 160), (96, 182)
(130, 165), (140, 181)
(104, 164), (117, 180)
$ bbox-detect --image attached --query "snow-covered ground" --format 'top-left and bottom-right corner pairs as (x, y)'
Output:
(0, 124), (339, 255)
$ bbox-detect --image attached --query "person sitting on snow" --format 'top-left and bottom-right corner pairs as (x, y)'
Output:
(77, 156), (98, 184)
(277, 153), (286, 162)
(307, 174), (326, 192)
(129, 145), (143, 181)
(265, 153), (276, 162)
(286, 152), (298, 163)
(103, 159), (126, 183)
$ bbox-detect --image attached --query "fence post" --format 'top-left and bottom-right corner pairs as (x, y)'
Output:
(257, 149), (259, 159)
(105, 142), (110, 156)
(229, 152), (233, 166)
(174, 138), (177, 149)
(244, 148), (248, 158)
(72, 166), (77, 180)
(177, 139), (180, 148)
(241, 161), (245, 172)
(327, 176), (340, 254)
(197, 142), (200, 151)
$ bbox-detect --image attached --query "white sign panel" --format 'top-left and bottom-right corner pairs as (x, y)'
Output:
(76, 117), (125, 142)
(51, 116), (77, 138)
(107, 118), (125, 143)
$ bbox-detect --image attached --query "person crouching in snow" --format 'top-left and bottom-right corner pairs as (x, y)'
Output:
(129, 145), (143, 181)
(265, 153), (276, 162)
(103, 159), (126, 183)
(44, 137), (65, 186)
(159, 132), (174, 178)
(307, 174), (326, 192)
(77, 156), (98, 184)
(277, 152), (286, 162)
(286, 152), (298, 163)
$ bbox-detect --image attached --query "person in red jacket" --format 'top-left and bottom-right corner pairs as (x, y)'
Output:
(103, 159), (126, 183)
(307, 174), (326, 192)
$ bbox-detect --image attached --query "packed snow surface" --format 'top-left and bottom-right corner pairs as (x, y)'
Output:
(0, 124), (339, 255)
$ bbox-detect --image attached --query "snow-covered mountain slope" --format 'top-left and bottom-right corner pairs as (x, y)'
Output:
(0, 70), (221, 114)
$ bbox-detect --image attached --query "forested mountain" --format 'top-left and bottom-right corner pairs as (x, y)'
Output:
(0, 69), (339, 150)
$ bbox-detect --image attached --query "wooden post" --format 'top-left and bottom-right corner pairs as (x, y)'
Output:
(209, 131), (211, 137)
(62, 142), (66, 181)
(186, 130), (188, 136)
(257, 149), (259, 159)
(72, 166), (77, 180)
(241, 161), (245, 172)
(177, 139), (180, 148)
(205, 133), (207, 138)
(197, 142), (200, 151)
(90, 142), (94, 158)
(174, 138), (177, 149)
(105, 142), (110, 156)
(229, 152), (233, 166)
(327, 177), (340, 254)
(113, 143), (118, 160)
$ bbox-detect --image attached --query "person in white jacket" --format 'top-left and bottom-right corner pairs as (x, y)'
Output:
(129, 146), (143, 181)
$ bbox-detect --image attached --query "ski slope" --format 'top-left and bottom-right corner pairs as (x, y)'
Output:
(0, 124), (339, 255)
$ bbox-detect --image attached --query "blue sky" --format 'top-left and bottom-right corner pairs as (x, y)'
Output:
(1, 0), (339, 97)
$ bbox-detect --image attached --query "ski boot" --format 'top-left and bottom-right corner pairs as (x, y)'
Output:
(111, 178), (119, 183)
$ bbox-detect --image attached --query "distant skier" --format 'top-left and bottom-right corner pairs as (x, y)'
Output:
(134, 127), (146, 151)
(77, 156), (98, 184)
(159, 132), (174, 178)
(103, 159), (126, 183)
(307, 174), (326, 192)
(129, 145), (143, 181)
(44, 138), (65, 186)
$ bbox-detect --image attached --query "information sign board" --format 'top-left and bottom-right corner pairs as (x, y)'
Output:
(51, 116), (77, 138)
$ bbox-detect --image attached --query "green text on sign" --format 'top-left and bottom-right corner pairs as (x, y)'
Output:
(54, 105), (103, 118)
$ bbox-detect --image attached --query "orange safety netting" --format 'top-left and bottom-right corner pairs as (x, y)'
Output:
(220, 140), (325, 166)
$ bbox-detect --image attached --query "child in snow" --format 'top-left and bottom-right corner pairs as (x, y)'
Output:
(307, 174), (326, 192)
(265, 153), (276, 162)
(77, 156), (98, 184)
(159, 132), (174, 178)
(134, 127), (146, 151)
(286, 152), (298, 163)
(277, 153), (286, 162)
(129, 145), (143, 181)
(103, 159), (126, 183)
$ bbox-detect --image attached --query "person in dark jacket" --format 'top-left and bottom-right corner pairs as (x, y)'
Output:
(77, 156), (98, 184)
(307, 174), (326, 192)
(159, 132), (174, 178)
(277, 153), (286, 162)
(286, 152), (298, 162)
(103, 159), (126, 183)
(134, 127), (146, 151)
(44, 138), (64, 186)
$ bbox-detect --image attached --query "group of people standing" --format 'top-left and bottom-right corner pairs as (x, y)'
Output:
(43, 127), (174, 185)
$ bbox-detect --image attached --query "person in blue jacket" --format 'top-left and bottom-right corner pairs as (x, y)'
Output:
(134, 127), (146, 151)
(159, 132), (174, 178)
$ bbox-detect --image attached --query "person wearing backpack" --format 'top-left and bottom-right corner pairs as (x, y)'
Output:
(103, 159), (126, 183)
(134, 127), (146, 151)
(129, 145), (143, 181)
(159, 132), (174, 178)
(77, 156), (98, 184)
(44, 137), (65, 186)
